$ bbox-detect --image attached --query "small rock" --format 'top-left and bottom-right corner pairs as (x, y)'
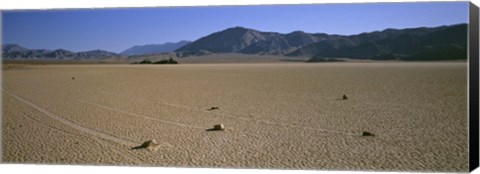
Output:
(208, 107), (219, 111)
(213, 124), (225, 131)
(361, 131), (374, 137)
(342, 94), (348, 100)
(132, 139), (160, 151)
(72, 77), (75, 80)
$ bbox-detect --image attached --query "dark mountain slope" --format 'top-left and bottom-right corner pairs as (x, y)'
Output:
(287, 24), (467, 61)
(175, 27), (337, 57)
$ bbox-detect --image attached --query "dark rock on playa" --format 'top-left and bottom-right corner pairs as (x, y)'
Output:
(361, 131), (374, 137)
(131, 139), (160, 151)
(207, 107), (219, 111)
(207, 124), (225, 131)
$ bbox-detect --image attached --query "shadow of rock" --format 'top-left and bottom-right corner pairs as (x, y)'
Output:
(207, 107), (219, 111)
(131, 139), (160, 151)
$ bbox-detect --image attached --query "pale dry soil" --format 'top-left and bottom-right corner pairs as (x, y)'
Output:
(1, 62), (468, 172)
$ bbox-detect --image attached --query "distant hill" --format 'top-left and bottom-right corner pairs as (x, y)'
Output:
(76, 49), (121, 59)
(2, 44), (125, 60)
(288, 24), (467, 61)
(2, 44), (29, 53)
(176, 24), (467, 61)
(175, 26), (339, 57)
(121, 41), (191, 56)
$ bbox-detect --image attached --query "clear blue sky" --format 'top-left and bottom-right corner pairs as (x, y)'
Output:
(2, 2), (469, 53)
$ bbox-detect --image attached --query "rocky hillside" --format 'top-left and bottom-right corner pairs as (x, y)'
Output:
(288, 24), (467, 61)
(176, 24), (467, 61)
(175, 26), (340, 57)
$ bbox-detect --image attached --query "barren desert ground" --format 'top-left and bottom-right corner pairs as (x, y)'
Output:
(1, 62), (468, 172)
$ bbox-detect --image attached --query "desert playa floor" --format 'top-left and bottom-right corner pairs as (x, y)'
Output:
(1, 62), (468, 172)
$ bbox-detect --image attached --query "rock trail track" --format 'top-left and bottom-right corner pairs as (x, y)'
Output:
(2, 88), (139, 147)
(3, 83), (362, 159)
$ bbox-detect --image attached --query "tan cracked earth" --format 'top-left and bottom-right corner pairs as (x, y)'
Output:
(1, 62), (468, 172)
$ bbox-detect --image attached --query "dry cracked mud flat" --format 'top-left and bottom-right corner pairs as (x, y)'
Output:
(1, 62), (468, 172)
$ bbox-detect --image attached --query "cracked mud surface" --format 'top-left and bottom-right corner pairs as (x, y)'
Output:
(2, 62), (468, 172)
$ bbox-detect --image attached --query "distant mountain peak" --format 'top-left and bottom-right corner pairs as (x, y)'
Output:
(2, 44), (29, 53)
(289, 30), (307, 34)
(222, 26), (258, 33)
(82, 49), (111, 53)
(53, 48), (71, 52)
(230, 26), (250, 30)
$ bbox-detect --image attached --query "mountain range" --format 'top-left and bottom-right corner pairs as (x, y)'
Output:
(2, 23), (468, 61)
(175, 24), (467, 61)
(2, 44), (124, 60)
(175, 26), (342, 57)
(120, 41), (191, 56)
(288, 24), (467, 61)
